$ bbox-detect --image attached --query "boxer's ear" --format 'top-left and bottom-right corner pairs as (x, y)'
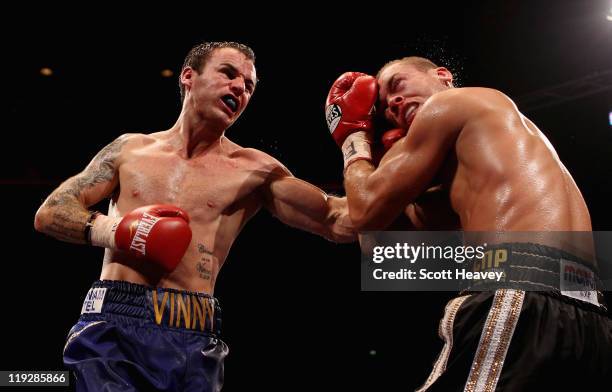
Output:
(180, 67), (194, 91)
(435, 67), (453, 87)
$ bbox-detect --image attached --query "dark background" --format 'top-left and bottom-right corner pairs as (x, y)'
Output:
(2, 1), (612, 390)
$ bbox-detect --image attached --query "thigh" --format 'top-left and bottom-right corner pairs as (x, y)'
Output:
(183, 335), (229, 392)
(63, 319), (182, 392)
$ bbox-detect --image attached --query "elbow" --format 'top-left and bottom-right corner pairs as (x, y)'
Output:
(34, 205), (52, 233)
(347, 183), (393, 232)
(349, 209), (366, 232)
(349, 206), (380, 232)
(348, 193), (394, 232)
(347, 194), (369, 232)
(327, 229), (357, 244)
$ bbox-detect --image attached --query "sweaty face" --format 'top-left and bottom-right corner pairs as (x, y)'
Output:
(377, 63), (447, 130)
(185, 48), (257, 129)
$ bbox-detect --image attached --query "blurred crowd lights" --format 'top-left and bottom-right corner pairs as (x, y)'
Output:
(39, 67), (175, 78)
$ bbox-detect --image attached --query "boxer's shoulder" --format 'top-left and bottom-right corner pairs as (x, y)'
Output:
(230, 146), (291, 176)
(85, 133), (143, 169)
(427, 87), (507, 109)
(115, 132), (150, 143)
(420, 88), (518, 133)
(447, 88), (519, 115)
(111, 132), (156, 152)
(116, 132), (184, 157)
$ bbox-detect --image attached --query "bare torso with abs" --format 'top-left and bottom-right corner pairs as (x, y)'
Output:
(101, 131), (280, 293)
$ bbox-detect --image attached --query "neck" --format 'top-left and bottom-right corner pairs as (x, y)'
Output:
(169, 110), (226, 159)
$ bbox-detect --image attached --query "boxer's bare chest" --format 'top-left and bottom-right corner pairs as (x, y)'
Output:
(115, 145), (264, 220)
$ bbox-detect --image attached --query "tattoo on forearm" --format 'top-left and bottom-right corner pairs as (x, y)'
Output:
(42, 135), (128, 243)
(344, 141), (357, 159)
(45, 223), (83, 242)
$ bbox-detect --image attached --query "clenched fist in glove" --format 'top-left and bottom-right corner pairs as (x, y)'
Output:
(325, 72), (378, 170)
(89, 204), (192, 272)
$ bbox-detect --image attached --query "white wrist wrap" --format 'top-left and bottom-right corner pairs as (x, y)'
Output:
(90, 215), (120, 249)
(341, 131), (372, 169)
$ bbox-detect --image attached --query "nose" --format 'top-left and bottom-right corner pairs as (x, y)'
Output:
(386, 95), (404, 123)
(229, 77), (245, 96)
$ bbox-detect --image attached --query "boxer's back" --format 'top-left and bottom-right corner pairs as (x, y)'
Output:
(448, 88), (591, 232)
(439, 88), (594, 264)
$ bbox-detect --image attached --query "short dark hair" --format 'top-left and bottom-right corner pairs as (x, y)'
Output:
(179, 41), (255, 103)
(376, 56), (439, 79)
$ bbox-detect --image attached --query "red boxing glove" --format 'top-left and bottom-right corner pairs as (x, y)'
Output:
(115, 205), (192, 271)
(325, 72), (378, 169)
(381, 128), (407, 152)
(325, 72), (378, 145)
(90, 204), (192, 272)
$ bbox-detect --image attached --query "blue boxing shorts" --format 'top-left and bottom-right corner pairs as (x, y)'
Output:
(63, 280), (227, 392)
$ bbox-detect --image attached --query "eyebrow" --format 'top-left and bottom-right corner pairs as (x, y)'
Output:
(220, 63), (258, 89)
(377, 74), (398, 111)
(387, 74), (398, 91)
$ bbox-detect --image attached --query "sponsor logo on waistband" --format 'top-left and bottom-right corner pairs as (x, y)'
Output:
(150, 290), (215, 332)
(560, 259), (599, 307)
(81, 288), (107, 314)
(129, 212), (160, 256)
(469, 248), (507, 283)
(472, 248), (508, 271)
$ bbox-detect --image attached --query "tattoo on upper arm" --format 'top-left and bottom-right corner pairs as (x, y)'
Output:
(47, 136), (128, 207)
(41, 135), (129, 243)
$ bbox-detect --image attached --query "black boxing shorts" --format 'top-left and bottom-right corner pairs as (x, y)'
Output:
(417, 243), (612, 392)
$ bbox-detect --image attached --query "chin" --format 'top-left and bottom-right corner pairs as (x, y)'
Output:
(228, 112), (243, 126)
(216, 117), (233, 130)
(207, 108), (232, 127)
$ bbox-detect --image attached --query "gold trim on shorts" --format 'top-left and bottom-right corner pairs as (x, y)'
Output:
(464, 289), (525, 392)
(416, 294), (472, 392)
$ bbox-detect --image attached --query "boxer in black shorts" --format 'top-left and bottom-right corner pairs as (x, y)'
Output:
(324, 56), (612, 390)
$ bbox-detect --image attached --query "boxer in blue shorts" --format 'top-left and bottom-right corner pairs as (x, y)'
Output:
(63, 281), (225, 391)
(35, 41), (355, 391)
